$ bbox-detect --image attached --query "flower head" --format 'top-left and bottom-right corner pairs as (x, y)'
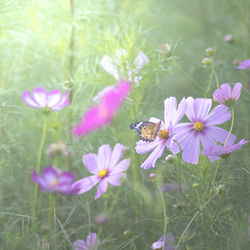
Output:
(101, 49), (149, 86)
(32, 166), (77, 195)
(224, 34), (233, 43)
(202, 139), (248, 161)
(73, 143), (130, 199)
(236, 59), (250, 69)
(213, 83), (242, 106)
(72, 81), (131, 137)
(74, 233), (100, 250)
(135, 97), (187, 169)
(152, 233), (176, 250)
(22, 87), (70, 112)
(174, 97), (236, 164)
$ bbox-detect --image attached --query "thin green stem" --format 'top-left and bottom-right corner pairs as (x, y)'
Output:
(48, 193), (53, 227)
(224, 109), (234, 146)
(157, 184), (167, 249)
(32, 116), (48, 224)
(210, 61), (219, 88)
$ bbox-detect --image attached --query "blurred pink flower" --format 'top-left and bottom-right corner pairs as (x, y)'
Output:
(22, 87), (70, 111)
(202, 139), (248, 161)
(101, 49), (149, 86)
(174, 97), (236, 164)
(73, 143), (130, 199)
(152, 233), (176, 250)
(74, 233), (100, 250)
(32, 166), (78, 195)
(72, 81), (131, 137)
(224, 34), (233, 43)
(213, 83), (242, 106)
(236, 59), (250, 69)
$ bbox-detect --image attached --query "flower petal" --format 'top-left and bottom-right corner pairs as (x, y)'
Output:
(47, 90), (62, 108)
(92, 85), (116, 103)
(73, 240), (88, 250)
(97, 144), (112, 170)
(110, 143), (125, 168)
(82, 153), (98, 174)
(206, 104), (231, 125)
(73, 175), (99, 194)
(32, 87), (48, 107)
(135, 139), (160, 154)
(53, 91), (70, 110)
(22, 91), (41, 108)
(95, 179), (108, 199)
(107, 173), (126, 186)
(232, 82), (242, 101)
(110, 158), (130, 174)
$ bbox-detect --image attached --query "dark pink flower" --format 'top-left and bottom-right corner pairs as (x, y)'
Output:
(32, 166), (77, 195)
(73, 143), (130, 199)
(72, 81), (131, 137)
(74, 233), (100, 250)
(22, 87), (70, 111)
(174, 97), (236, 164)
(202, 139), (248, 161)
(236, 59), (250, 69)
(213, 83), (242, 106)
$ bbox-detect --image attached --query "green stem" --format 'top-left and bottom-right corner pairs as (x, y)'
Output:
(157, 184), (167, 249)
(48, 193), (53, 227)
(224, 109), (234, 146)
(210, 62), (219, 88)
(32, 116), (48, 224)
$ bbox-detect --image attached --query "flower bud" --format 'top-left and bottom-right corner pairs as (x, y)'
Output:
(159, 43), (171, 57)
(224, 34), (233, 43)
(149, 173), (156, 180)
(192, 183), (199, 188)
(165, 154), (173, 163)
(94, 213), (107, 225)
(202, 57), (212, 66)
(205, 47), (214, 56)
(215, 184), (225, 194)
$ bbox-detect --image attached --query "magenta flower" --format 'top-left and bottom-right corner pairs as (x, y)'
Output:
(135, 97), (187, 169)
(32, 166), (77, 195)
(73, 143), (130, 199)
(22, 87), (70, 111)
(202, 139), (248, 161)
(213, 82), (242, 106)
(152, 233), (176, 250)
(74, 233), (100, 250)
(72, 81), (131, 137)
(174, 97), (236, 164)
(236, 59), (250, 69)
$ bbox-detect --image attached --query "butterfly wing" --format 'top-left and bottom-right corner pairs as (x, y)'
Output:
(130, 121), (161, 142)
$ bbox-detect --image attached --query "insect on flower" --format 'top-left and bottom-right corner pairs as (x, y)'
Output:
(130, 121), (161, 142)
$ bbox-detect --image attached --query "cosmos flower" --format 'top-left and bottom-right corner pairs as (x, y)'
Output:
(101, 49), (149, 86)
(135, 97), (187, 169)
(22, 87), (70, 111)
(236, 59), (250, 69)
(74, 233), (100, 250)
(32, 166), (77, 195)
(152, 233), (176, 250)
(202, 139), (248, 161)
(173, 97), (236, 164)
(72, 81), (131, 137)
(73, 143), (130, 199)
(213, 82), (242, 106)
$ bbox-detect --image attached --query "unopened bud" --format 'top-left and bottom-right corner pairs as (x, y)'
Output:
(216, 184), (225, 194)
(165, 154), (173, 163)
(202, 57), (212, 66)
(192, 183), (199, 188)
(205, 47), (214, 56)
(224, 34), (233, 43)
(159, 43), (171, 57)
(149, 173), (156, 180)
(94, 213), (107, 225)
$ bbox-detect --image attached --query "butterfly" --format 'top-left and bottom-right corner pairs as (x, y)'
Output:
(129, 121), (161, 142)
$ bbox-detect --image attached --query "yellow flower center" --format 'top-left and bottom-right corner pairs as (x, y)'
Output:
(98, 169), (108, 178)
(50, 178), (59, 187)
(158, 129), (169, 140)
(193, 121), (204, 131)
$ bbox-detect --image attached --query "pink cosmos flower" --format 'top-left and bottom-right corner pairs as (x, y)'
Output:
(72, 81), (131, 137)
(74, 233), (100, 250)
(152, 233), (176, 250)
(213, 82), (242, 105)
(32, 166), (78, 195)
(73, 143), (130, 199)
(174, 97), (236, 164)
(236, 59), (250, 69)
(135, 97), (187, 169)
(22, 87), (70, 111)
(202, 139), (248, 161)
(101, 49), (149, 86)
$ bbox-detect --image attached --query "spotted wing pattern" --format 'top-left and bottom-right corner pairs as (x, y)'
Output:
(130, 121), (161, 142)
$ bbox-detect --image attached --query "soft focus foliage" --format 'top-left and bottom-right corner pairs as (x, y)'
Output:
(0, 0), (249, 249)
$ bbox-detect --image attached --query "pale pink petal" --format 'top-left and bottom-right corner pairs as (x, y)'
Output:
(82, 153), (98, 174)
(206, 104), (231, 125)
(73, 240), (88, 250)
(136, 139), (161, 154)
(106, 173), (126, 186)
(32, 87), (47, 107)
(231, 82), (242, 101)
(141, 142), (165, 169)
(95, 179), (108, 199)
(22, 91), (41, 108)
(149, 117), (161, 123)
(47, 90), (62, 108)
(110, 143), (125, 168)
(110, 159), (130, 174)
(220, 83), (232, 99)
(53, 91), (70, 110)
(97, 144), (112, 170)
(73, 175), (99, 194)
